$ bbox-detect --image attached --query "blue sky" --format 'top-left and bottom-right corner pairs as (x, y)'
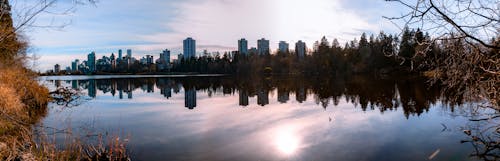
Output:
(12, 0), (407, 71)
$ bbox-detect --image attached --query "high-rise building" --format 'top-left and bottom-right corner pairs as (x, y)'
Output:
(71, 59), (79, 72)
(54, 64), (60, 73)
(295, 40), (306, 59)
(145, 55), (154, 65)
(257, 38), (270, 55)
(279, 41), (289, 53)
(87, 51), (96, 72)
(238, 38), (248, 55)
(118, 49), (123, 59)
(126, 49), (132, 58)
(157, 49), (171, 71)
(183, 37), (196, 59)
(161, 49), (170, 64)
(110, 53), (116, 69)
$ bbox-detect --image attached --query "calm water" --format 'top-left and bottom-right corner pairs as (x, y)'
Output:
(39, 75), (498, 161)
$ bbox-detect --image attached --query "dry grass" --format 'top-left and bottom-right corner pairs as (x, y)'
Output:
(0, 67), (129, 160)
(0, 84), (23, 116)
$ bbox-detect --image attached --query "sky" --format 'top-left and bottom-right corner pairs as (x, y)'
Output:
(11, 0), (407, 71)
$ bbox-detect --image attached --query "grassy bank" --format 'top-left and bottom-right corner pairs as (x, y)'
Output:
(0, 67), (129, 160)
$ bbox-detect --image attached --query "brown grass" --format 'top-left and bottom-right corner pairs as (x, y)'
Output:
(0, 67), (129, 160)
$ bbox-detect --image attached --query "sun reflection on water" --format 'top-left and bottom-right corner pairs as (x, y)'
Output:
(274, 126), (301, 155)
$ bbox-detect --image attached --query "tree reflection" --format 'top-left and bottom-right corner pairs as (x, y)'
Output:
(48, 75), (498, 160)
(50, 75), (464, 114)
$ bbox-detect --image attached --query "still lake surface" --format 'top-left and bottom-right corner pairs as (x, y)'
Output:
(39, 75), (497, 161)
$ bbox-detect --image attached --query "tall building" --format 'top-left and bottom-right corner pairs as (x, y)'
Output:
(126, 49), (132, 58)
(87, 51), (96, 72)
(183, 37), (196, 59)
(158, 49), (171, 71)
(145, 55), (154, 65)
(295, 40), (306, 59)
(161, 49), (170, 64)
(238, 38), (248, 55)
(279, 41), (289, 53)
(118, 49), (123, 59)
(71, 59), (79, 72)
(54, 64), (60, 73)
(257, 38), (270, 55)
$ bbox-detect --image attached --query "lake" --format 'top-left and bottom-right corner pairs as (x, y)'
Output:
(39, 75), (498, 161)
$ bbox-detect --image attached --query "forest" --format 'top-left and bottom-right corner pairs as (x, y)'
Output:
(172, 28), (498, 77)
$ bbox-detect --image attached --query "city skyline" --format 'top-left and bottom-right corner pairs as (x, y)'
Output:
(49, 37), (310, 72)
(14, 0), (404, 71)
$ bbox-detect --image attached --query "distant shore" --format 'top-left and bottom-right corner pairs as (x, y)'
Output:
(39, 74), (228, 81)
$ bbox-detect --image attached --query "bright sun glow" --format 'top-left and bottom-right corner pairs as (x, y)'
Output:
(274, 127), (300, 155)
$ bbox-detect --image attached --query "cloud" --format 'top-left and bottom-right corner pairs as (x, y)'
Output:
(141, 0), (381, 50)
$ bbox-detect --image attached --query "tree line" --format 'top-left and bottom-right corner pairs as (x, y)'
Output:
(172, 28), (497, 76)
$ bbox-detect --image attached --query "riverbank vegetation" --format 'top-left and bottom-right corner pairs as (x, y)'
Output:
(1, 0), (129, 160)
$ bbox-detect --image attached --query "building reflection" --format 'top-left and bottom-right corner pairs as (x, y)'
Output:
(239, 90), (249, 106)
(184, 87), (196, 109)
(277, 88), (289, 103)
(49, 75), (463, 116)
(257, 89), (269, 106)
(296, 86), (306, 103)
(88, 79), (96, 98)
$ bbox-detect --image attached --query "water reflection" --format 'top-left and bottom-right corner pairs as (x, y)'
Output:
(49, 75), (460, 114)
(44, 76), (497, 161)
(274, 125), (301, 155)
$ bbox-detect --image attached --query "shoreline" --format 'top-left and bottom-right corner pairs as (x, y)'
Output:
(39, 74), (228, 81)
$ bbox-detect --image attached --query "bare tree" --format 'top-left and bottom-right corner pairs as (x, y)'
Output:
(0, 0), (95, 67)
(384, 0), (499, 49)
(385, 0), (499, 108)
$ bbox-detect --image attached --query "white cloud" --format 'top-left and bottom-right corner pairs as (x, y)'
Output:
(141, 0), (379, 51)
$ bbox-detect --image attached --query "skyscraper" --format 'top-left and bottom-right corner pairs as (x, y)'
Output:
(126, 49), (132, 58)
(145, 55), (154, 65)
(118, 49), (123, 59)
(295, 40), (306, 59)
(158, 49), (171, 71)
(54, 64), (60, 73)
(238, 38), (248, 55)
(279, 41), (289, 53)
(257, 38), (270, 55)
(87, 51), (96, 72)
(183, 37), (196, 59)
(161, 49), (170, 64)
(71, 59), (79, 72)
